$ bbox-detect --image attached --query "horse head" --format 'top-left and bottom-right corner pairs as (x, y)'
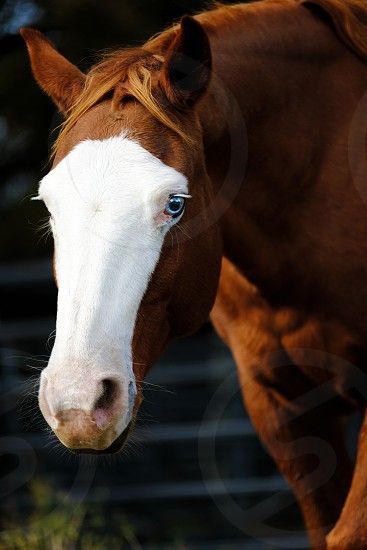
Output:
(21, 18), (222, 453)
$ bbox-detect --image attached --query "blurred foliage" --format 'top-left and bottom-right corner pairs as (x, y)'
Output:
(0, 478), (144, 549)
(0, 0), (241, 262)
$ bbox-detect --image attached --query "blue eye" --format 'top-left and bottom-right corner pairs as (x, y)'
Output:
(164, 195), (186, 218)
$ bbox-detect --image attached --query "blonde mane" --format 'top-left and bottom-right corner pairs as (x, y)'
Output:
(52, 39), (190, 157)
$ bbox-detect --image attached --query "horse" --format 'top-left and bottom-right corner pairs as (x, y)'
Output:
(21, 0), (367, 547)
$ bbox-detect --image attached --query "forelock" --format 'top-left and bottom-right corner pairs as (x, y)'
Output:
(52, 47), (193, 160)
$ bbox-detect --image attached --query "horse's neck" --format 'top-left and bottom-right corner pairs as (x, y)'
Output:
(199, 1), (367, 298)
(198, 1), (334, 118)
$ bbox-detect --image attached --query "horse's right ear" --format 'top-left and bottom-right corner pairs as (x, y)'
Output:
(20, 28), (86, 114)
(160, 16), (212, 108)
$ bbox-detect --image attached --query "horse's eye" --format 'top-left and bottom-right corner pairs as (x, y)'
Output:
(164, 195), (186, 218)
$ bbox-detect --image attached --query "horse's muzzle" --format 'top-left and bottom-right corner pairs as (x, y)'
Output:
(71, 422), (132, 455)
(39, 371), (135, 452)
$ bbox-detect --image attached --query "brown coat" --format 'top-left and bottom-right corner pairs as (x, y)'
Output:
(22, 1), (367, 547)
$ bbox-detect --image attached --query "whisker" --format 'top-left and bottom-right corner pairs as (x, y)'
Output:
(25, 364), (44, 372)
(46, 329), (56, 350)
(35, 216), (53, 243)
(175, 222), (192, 241)
(137, 380), (174, 394)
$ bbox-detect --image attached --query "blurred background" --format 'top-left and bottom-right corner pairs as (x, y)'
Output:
(0, 1), (310, 548)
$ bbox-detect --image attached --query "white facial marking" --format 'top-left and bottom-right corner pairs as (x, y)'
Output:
(38, 135), (188, 437)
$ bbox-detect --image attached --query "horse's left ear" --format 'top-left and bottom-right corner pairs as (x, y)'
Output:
(161, 16), (212, 108)
(20, 27), (86, 114)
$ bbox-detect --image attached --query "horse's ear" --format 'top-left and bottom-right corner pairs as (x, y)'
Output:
(161, 16), (211, 108)
(20, 27), (86, 114)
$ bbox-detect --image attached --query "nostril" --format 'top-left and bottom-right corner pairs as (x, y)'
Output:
(96, 379), (116, 408)
(93, 379), (119, 428)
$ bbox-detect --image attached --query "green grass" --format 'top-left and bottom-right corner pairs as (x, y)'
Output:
(0, 479), (142, 550)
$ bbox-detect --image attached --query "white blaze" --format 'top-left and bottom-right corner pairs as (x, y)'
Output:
(38, 135), (188, 435)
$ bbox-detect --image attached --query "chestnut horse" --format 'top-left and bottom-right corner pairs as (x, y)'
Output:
(22, 0), (367, 547)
